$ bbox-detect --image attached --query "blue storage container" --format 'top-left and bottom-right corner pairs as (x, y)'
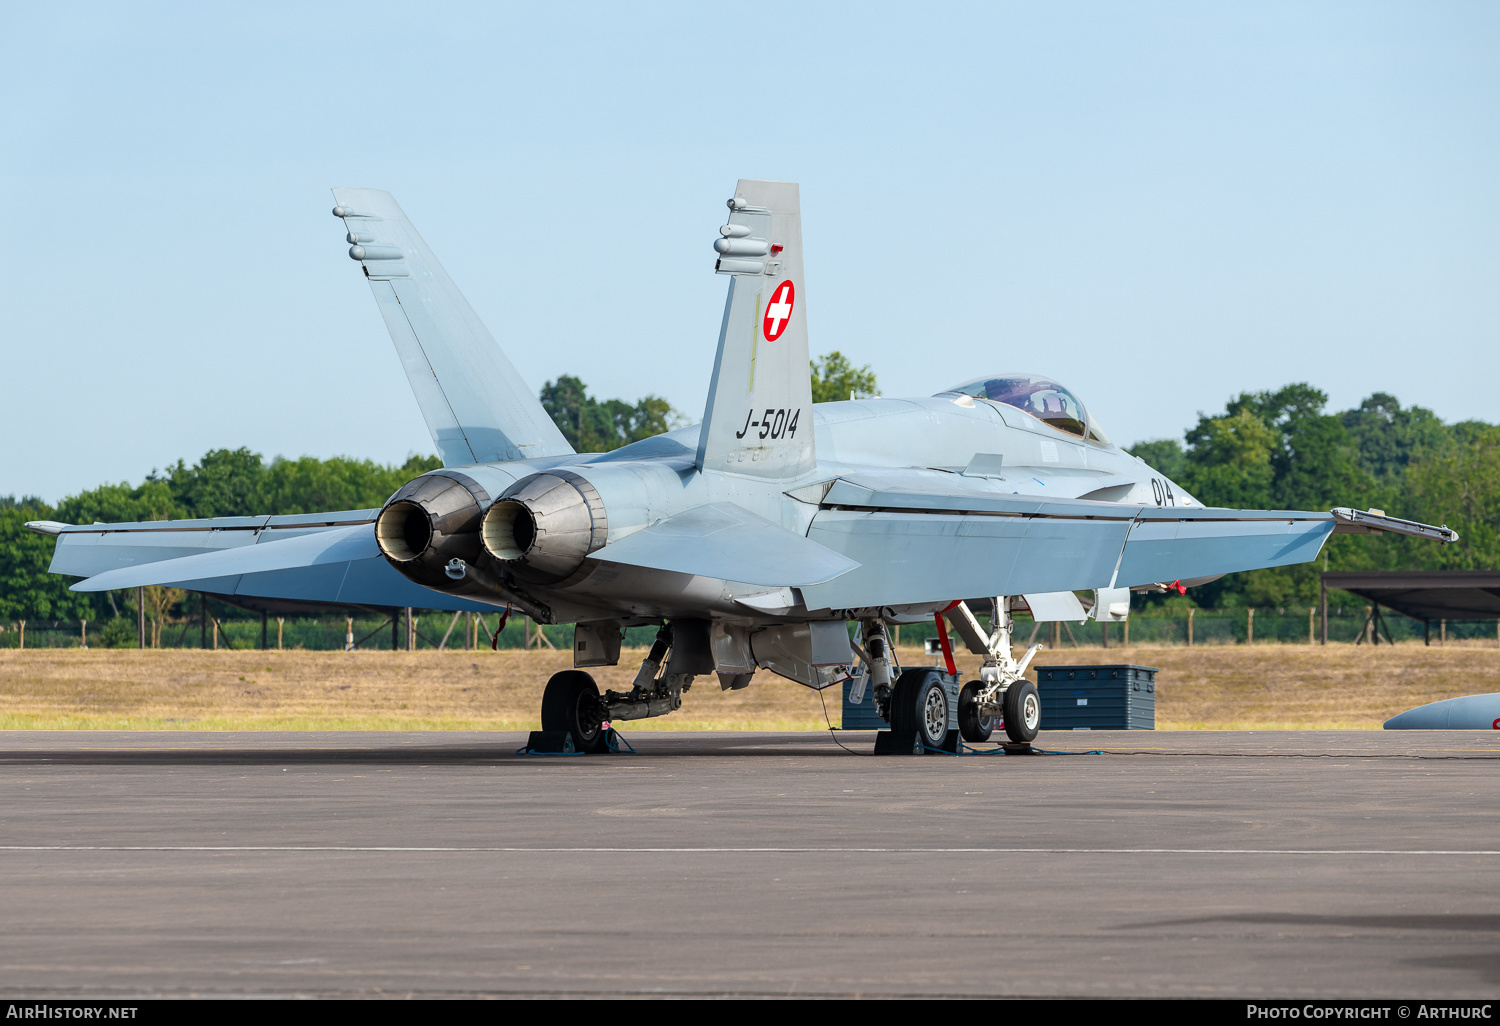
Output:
(841, 670), (887, 729)
(1034, 664), (1157, 730)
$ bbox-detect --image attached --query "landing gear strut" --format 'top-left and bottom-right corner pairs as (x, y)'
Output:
(948, 597), (1044, 742)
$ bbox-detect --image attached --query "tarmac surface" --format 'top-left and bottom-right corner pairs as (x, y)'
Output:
(0, 728), (1494, 999)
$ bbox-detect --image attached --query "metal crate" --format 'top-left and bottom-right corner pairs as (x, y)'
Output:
(841, 670), (887, 729)
(1034, 664), (1158, 730)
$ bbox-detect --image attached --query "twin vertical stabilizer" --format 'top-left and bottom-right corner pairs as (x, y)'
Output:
(332, 188), (573, 466)
(695, 180), (816, 482)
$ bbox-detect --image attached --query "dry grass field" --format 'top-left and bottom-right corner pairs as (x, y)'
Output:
(0, 641), (1496, 731)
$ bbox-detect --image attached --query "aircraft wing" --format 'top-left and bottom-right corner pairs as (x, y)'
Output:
(33, 514), (498, 612)
(798, 474), (1455, 611)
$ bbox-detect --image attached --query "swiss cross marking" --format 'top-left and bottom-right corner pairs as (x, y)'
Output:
(762, 280), (795, 341)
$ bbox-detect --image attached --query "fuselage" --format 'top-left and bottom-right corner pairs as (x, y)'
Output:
(377, 393), (1197, 625)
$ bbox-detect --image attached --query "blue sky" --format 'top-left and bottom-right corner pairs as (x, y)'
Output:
(3, 1), (1497, 501)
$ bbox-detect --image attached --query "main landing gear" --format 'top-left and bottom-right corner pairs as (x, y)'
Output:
(539, 670), (608, 754)
(863, 598), (1045, 753)
(529, 624), (701, 754)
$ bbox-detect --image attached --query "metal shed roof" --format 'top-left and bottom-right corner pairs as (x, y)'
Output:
(1322, 571), (1500, 622)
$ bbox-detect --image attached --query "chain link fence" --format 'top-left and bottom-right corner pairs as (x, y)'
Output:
(3, 609), (1494, 651)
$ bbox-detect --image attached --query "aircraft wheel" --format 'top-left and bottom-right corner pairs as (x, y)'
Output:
(890, 668), (950, 749)
(540, 670), (608, 753)
(1002, 679), (1041, 743)
(958, 681), (994, 743)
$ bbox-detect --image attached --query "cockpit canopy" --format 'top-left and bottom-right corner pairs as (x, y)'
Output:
(938, 373), (1110, 444)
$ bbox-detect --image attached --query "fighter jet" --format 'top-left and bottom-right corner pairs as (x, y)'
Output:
(31, 180), (1457, 753)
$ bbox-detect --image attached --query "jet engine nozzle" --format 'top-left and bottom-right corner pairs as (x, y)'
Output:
(481, 471), (607, 586)
(374, 471), (491, 589)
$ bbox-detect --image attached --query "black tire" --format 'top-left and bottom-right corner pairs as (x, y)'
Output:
(958, 681), (994, 743)
(1002, 679), (1041, 743)
(540, 670), (607, 753)
(890, 668), (950, 748)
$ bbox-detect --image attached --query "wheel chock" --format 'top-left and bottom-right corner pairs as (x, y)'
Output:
(523, 730), (577, 754)
(871, 729), (962, 755)
(522, 729), (622, 755)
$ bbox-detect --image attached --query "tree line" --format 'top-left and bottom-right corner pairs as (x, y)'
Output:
(1126, 385), (1498, 609)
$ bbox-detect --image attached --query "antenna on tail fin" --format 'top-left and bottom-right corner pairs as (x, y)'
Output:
(695, 180), (816, 482)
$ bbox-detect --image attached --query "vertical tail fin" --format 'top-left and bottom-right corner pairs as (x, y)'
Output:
(331, 188), (574, 466)
(695, 180), (816, 481)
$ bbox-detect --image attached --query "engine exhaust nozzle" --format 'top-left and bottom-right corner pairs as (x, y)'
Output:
(374, 471), (491, 589)
(481, 471), (607, 585)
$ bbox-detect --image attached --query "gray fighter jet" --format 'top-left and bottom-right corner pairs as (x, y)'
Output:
(32, 180), (1455, 752)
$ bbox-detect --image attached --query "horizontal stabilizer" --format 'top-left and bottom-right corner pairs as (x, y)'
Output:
(71, 524), (377, 592)
(589, 503), (858, 587)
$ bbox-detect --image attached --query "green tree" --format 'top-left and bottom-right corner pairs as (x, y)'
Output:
(1181, 409), (1279, 509)
(1340, 392), (1449, 483)
(1125, 438), (1187, 481)
(810, 351), (878, 404)
(1403, 424), (1500, 571)
(0, 498), (96, 621)
(159, 447), (266, 518)
(260, 454), (441, 515)
(539, 376), (683, 452)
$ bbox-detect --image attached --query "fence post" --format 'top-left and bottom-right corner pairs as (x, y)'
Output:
(1246, 608), (1253, 645)
(406, 608), (415, 651)
(1440, 618), (1446, 645)
(18, 620), (24, 650)
(345, 616), (353, 651)
(1308, 607), (1314, 645)
(1320, 579), (1328, 645)
(81, 619), (88, 650)
(1187, 608), (1194, 648)
(277, 617), (284, 651)
(1122, 617), (1129, 648)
